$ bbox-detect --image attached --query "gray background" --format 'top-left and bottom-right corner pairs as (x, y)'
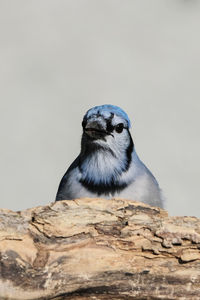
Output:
(0, 0), (200, 217)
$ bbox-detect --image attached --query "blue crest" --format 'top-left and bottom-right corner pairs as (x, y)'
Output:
(84, 104), (131, 128)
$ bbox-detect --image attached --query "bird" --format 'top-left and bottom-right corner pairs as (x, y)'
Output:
(55, 104), (164, 208)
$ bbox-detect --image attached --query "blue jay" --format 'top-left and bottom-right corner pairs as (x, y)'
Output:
(56, 105), (164, 208)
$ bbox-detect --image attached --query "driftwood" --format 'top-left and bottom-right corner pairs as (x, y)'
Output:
(0, 198), (200, 300)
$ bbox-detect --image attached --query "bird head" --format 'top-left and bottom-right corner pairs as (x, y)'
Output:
(81, 104), (133, 156)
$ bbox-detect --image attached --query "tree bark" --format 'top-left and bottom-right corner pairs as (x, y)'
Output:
(0, 198), (200, 299)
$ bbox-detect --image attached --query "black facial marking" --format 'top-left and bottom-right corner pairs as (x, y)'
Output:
(82, 119), (87, 129)
(106, 113), (114, 132)
(106, 121), (114, 132)
(125, 130), (134, 170)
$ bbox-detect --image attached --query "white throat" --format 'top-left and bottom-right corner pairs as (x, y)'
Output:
(80, 147), (127, 185)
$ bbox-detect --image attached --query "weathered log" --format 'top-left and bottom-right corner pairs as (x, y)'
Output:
(0, 198), (200, 299)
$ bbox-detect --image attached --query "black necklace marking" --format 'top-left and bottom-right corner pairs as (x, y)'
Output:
(124, 130), (134, 171)
(79, 178), (128, 196)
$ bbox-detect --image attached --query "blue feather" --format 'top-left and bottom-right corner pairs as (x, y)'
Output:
(84, 104), (131, 128)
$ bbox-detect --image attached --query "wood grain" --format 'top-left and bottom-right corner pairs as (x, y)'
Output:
(0, 198), (200, 299)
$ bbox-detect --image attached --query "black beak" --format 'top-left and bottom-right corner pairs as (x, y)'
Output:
(84, 121), (113, 138)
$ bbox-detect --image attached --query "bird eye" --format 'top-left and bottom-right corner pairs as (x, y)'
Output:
(115, 123), (124, 133)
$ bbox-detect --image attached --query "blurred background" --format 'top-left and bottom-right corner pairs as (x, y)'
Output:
(0, 0), (200, 216)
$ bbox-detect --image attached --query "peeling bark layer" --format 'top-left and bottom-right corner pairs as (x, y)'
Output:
(0, 198), (200, 299)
